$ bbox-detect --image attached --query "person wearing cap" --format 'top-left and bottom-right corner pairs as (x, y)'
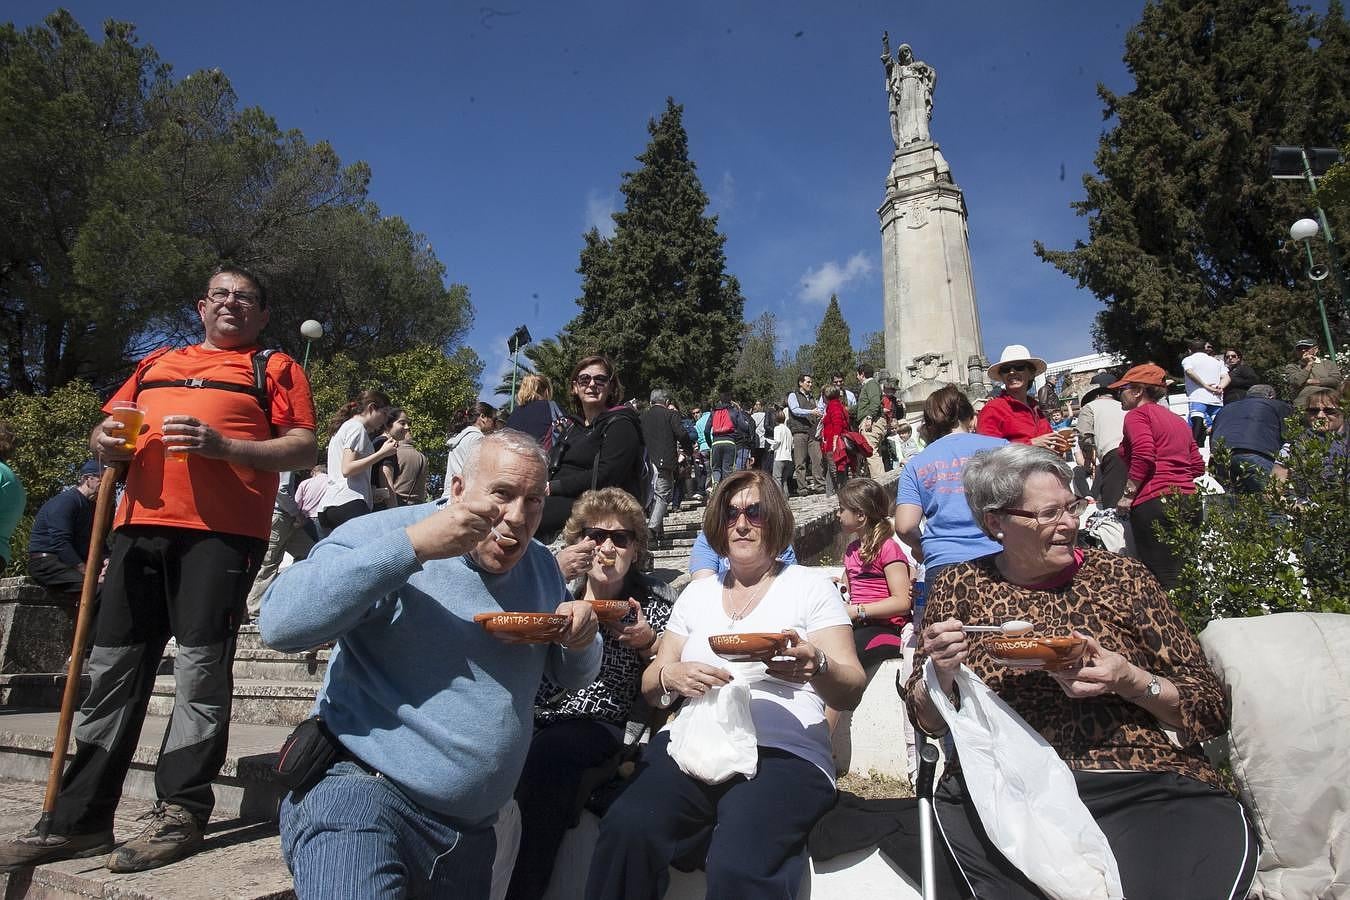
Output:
(1077, 372), (1128, 509)
(1111, 363), (1204, 590)
(640, 388), (690, 542)
(1282, 338), (1343, 409)
(1208, 385), (1293, 494)
(26, 461), (104, 597)
(976, 345), (1070, 454)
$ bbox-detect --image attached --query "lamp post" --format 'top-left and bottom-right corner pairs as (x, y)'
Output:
(1290, 219), (1337, 356)
(506, 325), (532, 413)
(1271, 145), (1348, 340)
(300, 319), (323, 370)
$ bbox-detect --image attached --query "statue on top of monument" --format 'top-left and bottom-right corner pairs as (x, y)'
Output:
(882, 32), (936, 149)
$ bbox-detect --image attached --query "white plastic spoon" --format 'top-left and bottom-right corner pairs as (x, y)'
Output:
(963, 620), (1034, 634)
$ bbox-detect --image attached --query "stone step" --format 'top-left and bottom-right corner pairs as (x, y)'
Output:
(0, 711), (290, 823)
(227, 648), (330, 683)
(148, 678), (315, 728)
(0, 776), (294, 899)
(0, 674), (90, 711)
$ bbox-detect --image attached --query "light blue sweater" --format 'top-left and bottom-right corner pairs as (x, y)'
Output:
(260, 500), (602, 826)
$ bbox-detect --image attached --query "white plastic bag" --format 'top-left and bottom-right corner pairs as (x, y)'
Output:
(924, 660), (1123, 900)
(666, 663), (762, 784)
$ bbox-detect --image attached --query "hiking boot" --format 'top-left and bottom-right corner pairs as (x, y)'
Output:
(104, 803), (203, 873)
(0, 826), (115, 872)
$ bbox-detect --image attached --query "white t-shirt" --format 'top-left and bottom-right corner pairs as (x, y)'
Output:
(1182, 352), (1226, 406)
(772, 423), (794, 464)
(319, 416), (374, 512)
(663, 564), (849, 782)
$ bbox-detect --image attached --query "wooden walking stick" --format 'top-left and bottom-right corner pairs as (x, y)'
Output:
(36, 460), (125, 840)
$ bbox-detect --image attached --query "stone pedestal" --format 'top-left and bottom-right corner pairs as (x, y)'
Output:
(0, 577), (76, 674)
(878, 142), (985, 407)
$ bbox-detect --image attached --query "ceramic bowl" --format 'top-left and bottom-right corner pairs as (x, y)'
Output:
(588, 600), (631, 623)
(472, 612), (569, 643)
(986, 634), (1087, 671)
(707, 632), (788, 662)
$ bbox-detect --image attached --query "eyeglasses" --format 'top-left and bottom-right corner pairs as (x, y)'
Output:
(1000, 363), (1031, 376)
(205, 287), (260, 309)
(1306, 406), (1343, 418)
(574, 373), (611, 388)
(725, 502), (764, 527)
(583, 527), (636, 548)
(995, 496), (1091, 525)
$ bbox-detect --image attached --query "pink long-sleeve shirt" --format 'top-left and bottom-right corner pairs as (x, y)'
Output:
(1119, 402), (1204, 505)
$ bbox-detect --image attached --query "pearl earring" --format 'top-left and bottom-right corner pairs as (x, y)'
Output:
(995, 531), (1005, 541)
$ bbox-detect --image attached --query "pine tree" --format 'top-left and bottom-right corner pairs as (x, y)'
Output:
(857, 331), (886, 376)
(732, 312), (781, 407)
(810, 296), (855, 386)
(1034, 0), (1350, 371)
(567, 99), (746, 403)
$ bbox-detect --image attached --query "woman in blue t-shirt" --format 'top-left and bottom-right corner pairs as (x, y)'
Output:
(895, 386), (1006, 586)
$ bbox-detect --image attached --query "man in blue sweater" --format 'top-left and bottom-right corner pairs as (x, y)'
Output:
(260, 430), (601, 898)
(26, 460), (103, 596)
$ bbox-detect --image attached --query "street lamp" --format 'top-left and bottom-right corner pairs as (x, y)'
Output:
(1270, 145), (1347, 343)
(300, 319), (323, 370)
(506, 325), (532, 413)
(1290, 219), (1336, 356)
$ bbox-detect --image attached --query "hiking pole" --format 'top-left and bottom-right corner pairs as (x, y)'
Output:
(36, 460), (125, 840)
(915, 735), (942, 900)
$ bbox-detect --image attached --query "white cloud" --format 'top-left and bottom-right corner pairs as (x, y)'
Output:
(584, 189), (617, 238)
(797, 252), (874, 304)
(711, 171), (736, 212)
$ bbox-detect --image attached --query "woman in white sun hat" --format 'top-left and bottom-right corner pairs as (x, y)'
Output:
(976, 344), (1070, 454)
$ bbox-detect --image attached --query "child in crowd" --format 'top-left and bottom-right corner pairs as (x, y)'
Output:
(771, 408), (794, 494)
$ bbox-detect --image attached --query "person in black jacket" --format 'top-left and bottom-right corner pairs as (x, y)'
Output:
(538, 355), (645, 541)
(27, 460), (103, 597)
(1221, 348), (1259, 404)
(641, 389), (691, 542)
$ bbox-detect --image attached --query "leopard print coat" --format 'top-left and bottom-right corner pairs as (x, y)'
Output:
(905, 549), (1227, 790)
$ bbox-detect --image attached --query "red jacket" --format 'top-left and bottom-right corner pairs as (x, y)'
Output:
(976, 393), (1051, 445)
(821, 398), (850, 471)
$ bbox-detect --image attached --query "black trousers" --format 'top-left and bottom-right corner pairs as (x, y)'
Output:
(587, 731), (835, 900)
(935, 769), (1258, 900)
(50, 526), (262, 833)
(1130, 493), (1198, 591)
(1090, 448), (1127, 508)
(27, 554), (86, 595)
(506, 718), (622, 900)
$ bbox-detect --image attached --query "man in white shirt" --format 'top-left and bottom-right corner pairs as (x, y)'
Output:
(1181, 338), (1229, 448)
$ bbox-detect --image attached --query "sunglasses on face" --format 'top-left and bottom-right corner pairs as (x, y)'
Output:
(574, 373), (611, 388)
(725, 502), (764, 527)
(1001, 363), (1031, 376)
(583, 527), (636, 548)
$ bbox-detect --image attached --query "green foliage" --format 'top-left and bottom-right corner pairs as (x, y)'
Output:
(567, 99), (746, 405)
(732, 313), (781, 408)
(306, 345), (482, 483)
(0, 379), (105, 575)
(857, 331), (886, 376)
(1163, 427), (1350, 632)
(1034, 0), (1350, 373)
(0, 11), (472, 396)
(810, 296), (855, 386)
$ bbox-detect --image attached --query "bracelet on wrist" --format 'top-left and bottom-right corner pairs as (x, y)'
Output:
(638, 628), (659, 652)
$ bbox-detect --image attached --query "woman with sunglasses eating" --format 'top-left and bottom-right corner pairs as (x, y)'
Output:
(588, 470), (865, 900)
(508, 488), (674, 900)
(538, 355), (644, 541)
(909, 443), (1255, 899)
(978, 344), (1072, 455)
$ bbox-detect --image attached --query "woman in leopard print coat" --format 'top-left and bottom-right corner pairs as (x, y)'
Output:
(906, 444), (1257, 900)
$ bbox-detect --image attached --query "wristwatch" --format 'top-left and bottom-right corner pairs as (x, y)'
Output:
(1128, 673), (1161, 701)
(657, 665), (676, 709)
(813, 648), (830, 678)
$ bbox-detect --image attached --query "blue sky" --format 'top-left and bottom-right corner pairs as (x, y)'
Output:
(13, 1), (1149, 400)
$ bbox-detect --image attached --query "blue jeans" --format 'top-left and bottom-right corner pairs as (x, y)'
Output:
(281, 761), (496, 899)
(709, 442), (737, 486)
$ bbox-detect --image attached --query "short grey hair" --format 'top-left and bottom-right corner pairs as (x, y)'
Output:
(459, 428), (548, 485)
(963, 444), (1072, 538)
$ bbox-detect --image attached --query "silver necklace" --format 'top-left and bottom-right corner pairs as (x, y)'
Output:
(723, 570), (775, 628)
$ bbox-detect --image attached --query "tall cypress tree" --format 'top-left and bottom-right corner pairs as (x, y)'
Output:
(1034, 0), (1350, 370)
(568, 98), (746, 403)
(810, 296), (855, 386)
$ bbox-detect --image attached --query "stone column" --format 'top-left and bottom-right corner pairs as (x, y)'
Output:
(879, 141), (985, 407)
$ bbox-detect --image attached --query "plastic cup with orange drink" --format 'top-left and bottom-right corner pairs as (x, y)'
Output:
(108, 401), (146, 452)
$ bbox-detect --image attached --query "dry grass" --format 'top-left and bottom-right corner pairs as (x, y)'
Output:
(836, 770), (914, 800)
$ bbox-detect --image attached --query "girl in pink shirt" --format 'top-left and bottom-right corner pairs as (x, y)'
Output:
(838, 479), (914, 665)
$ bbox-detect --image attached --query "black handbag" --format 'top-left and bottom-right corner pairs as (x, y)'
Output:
(274, 716), (341, 792)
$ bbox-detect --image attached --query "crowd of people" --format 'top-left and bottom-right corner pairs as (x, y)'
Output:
(0, 261), (1344, 900)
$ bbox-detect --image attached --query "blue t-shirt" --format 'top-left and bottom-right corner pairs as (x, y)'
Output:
(687, 531), (797, 577)
(895, 432), (1006, 570)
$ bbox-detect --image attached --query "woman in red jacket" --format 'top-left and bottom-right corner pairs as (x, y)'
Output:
(1110, 363), (1204, 590)
(819, 385), (850, 495)
(977, 344), (1070, 455)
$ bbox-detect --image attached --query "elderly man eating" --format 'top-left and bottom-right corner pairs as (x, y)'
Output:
(260, 429), (601, 899)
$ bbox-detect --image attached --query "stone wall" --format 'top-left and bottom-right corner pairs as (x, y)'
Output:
(0, 577), (76, 675)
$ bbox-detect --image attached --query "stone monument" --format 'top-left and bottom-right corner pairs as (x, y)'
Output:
(878, 33), (986, 406)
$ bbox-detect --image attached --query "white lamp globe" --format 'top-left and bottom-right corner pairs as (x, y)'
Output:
(300, 319), (324, 340)
(1289, 218), (1320, 241)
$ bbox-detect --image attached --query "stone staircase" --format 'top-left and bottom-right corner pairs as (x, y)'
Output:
(0, 473), (892, 898)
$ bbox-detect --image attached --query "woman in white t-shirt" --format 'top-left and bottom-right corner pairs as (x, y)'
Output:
(316, 389), (398, 535)
(587, 469), (864, 900)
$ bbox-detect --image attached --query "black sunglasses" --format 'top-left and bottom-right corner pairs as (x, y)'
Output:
(725, 502), (764, 526)
(583, 527), (636, 548)
(574, 373), (611, 387)
(1001, 363), (1032, 375)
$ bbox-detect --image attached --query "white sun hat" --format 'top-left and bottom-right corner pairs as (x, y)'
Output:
(987, 344), (1048, 383)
